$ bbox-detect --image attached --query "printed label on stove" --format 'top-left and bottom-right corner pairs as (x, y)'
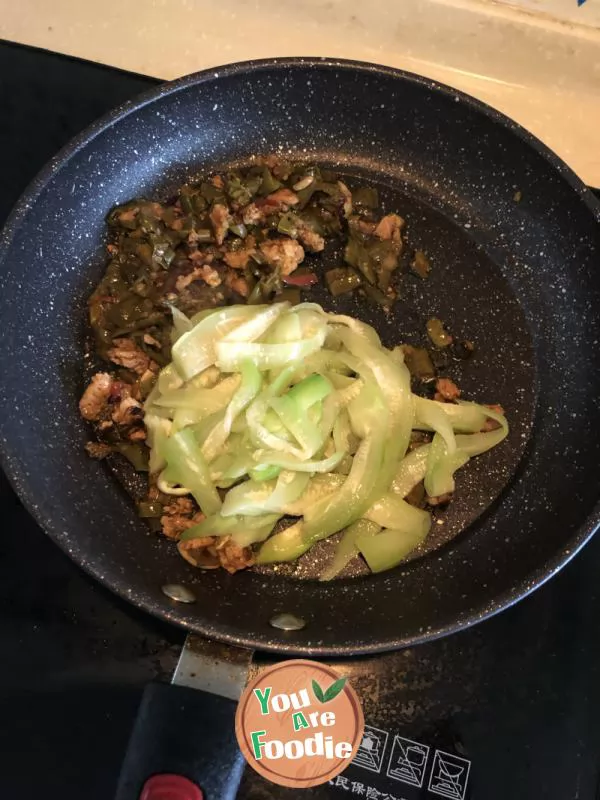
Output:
(352, 725), (390, 773)
(386, 735), (430, 788)
(428, 750), (471, 800)
(329, 720), (472, 799)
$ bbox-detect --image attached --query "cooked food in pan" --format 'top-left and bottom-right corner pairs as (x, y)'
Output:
(80, 159), (507, 577)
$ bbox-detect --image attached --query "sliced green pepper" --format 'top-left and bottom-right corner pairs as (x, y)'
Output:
(325, 268), (362, 296)
(162, 428), (222, 515)
(257, 166), (282, 196)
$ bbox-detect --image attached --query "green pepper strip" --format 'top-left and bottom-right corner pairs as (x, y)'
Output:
(220, 471), (310, 517)
(258, 322), (413, 562)
(215, 326), (326, 373)
(245, 365), (299, 453)
(249, 464), (281, 481)
(325, 268), (362, 297)
(424, 434), (469, 497)
(356, 522), (429, 573)
(162, 428), (221, 515)
(172, 305), (258, 380)
(319, 519), (380, 581)
(257, 380), (387, 563)
(269, 374), (333, 458)
(336, 328), (413, 501)
(201, 360), (262, 463)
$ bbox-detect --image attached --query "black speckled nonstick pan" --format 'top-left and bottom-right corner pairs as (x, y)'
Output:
(1, 58), (600, 661)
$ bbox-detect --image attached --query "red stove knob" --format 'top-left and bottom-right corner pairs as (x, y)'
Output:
(140, 773), (203, 800)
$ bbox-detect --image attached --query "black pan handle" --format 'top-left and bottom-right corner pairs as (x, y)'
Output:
(115, 682), (245, 800)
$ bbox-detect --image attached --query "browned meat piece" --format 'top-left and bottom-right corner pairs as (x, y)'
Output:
(242, 204), (263, 226)
(211, 175), (225, 189)
(188, 249), (214, 265)
(177, 536), (220, 568)
(215, 537), (255, 573)
(84, 441), (113, 459)
(108, 338), (158, 376)
(127, 428), (147, 442)
(242, 188), (299, 226)
(338, 181), (353, 218)
(111, 395), (143, 426)
(482, 404), (505, 432)
(164, 497), (194, 516)
(175, 264), (221, 292)
(434, 377), (461, 403)
(264, 187), (299, 210)
(258, 156), (291, 180)
(162, 253), (206, 295)
(160, 497), (204, 541)
(296, 219), (325, 253)
(374, 213), (404, 243)
(175, 268), (203, 292)
(224, 271), (250, 298)
(117, 207), (138, 223)
(200, 264), (221, 287)
(108, 379), (133, 403)
(143, 333), (161, 348)
(209, 203), (232, 245)
(222, 236), (257, 269)
(426, 492), (453, 506)
(223, 249), (254, 269)
(79, 372), (113, 421)
(259, 238), (305, 276)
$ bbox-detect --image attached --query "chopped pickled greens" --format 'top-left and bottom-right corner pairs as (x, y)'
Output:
(401, 345), (436, 381)
(325, 268), (362, 297)
(426, 318), (453, 348)
(411, 249), (431, 279)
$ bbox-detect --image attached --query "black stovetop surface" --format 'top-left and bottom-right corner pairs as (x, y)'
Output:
(1, 40), (600, 800)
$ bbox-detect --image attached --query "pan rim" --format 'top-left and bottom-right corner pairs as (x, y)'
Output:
(1, 56), (600, 656)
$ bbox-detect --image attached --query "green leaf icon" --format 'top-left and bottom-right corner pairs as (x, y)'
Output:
(312, 677), (347, 703)
(312, 679), (325, 703)
(323, 677), (347, 702)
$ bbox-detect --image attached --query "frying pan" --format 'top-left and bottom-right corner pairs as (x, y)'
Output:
(1, 58), (600, 795)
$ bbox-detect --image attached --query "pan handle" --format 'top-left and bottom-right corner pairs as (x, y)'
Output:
(114, 682), (245, 800)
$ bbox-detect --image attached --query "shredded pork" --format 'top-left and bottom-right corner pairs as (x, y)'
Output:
(434, 377), (461, 403)
(79, 373), (113, 421)
(259, 238), (305, 276)
(108, 338), (158, 376)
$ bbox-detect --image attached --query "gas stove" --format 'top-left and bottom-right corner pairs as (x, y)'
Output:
(1, 40), (599, 800)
